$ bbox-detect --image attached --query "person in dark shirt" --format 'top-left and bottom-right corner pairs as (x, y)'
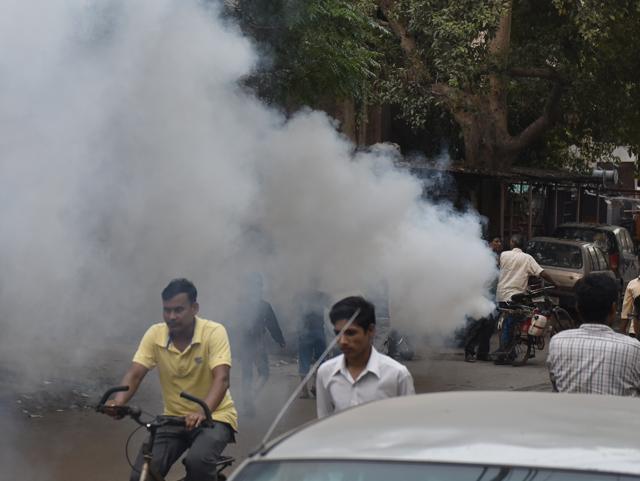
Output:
(296, 289), (331, 398)
(236, 273), (285, 415)
(465, 236), (502, 362)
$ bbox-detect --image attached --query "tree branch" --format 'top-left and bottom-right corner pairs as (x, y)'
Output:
(509, 67), (563, 81)
(488, 0), (512, 58)
(378, 0), (429, 82)
(508, 80), (564, 151)
(487, 0), (513, 138)
(430, 83), (456, 98)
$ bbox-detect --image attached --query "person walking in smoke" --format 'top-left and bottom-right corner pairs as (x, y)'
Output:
(315, 296), (415, 417)
(235, 272), (285, 416)
(105, 278), (236, 481)
(464, 236), (502, 362)
(296, 288), (331, 399)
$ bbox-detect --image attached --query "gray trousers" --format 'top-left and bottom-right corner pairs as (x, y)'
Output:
(130, 421), (234, 481)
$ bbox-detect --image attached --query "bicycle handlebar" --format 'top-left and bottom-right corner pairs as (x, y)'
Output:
(500, 303), (531, 310)
(528, 286), (555, 295)
(96, 386), (213, 428)
(98, 385), (130, 406)
(180, 391), (213, 425)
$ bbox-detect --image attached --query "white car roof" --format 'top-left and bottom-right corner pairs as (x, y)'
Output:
(258, 391), (640, 475)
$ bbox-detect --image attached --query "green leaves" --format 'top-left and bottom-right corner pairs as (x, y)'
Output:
(232, 0), (383, 105)
(233, 0), (640, 169)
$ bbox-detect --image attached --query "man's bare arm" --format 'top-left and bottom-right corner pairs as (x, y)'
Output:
(112, 362), (149, 406)
(103, 362), (148, 419)
(540, 270), (555, 285)
(205, 364), (230, 412)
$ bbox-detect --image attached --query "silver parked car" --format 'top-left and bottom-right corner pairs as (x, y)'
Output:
(527, 236), (616, 309)
(554, 223), (639, 291)
(228, 391), (640, 480)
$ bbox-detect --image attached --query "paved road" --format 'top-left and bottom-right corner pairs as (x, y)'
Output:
(2, 339), (552, 481)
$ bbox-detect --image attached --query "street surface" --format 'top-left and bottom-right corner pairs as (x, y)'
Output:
(1, 338), (552, 481)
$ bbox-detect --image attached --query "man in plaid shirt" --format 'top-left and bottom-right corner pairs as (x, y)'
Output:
(547, 274), (640, 396)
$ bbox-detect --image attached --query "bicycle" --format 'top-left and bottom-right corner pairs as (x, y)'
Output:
(96, 386), (234, 481)
(497, 286), (576, 366)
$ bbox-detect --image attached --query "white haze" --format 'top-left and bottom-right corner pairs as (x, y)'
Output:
(0, 0), (496, 382)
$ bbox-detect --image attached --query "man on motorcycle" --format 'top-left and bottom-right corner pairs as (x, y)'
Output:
(494, 235), (554, 363)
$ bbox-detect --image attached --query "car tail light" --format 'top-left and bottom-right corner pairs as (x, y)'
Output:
(609, 253), (619, 271)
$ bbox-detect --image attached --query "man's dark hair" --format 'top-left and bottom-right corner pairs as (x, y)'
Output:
(511, 234), (524, 249)
(329, 296), (376, 331)
(162, 278), (198, 304)
(575, 274), (618, 324)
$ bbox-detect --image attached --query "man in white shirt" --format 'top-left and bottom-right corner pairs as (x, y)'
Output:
(497, 235), (554, 302)
(620, 276), (640, 337)
(495, 235), (554, 362)
(315, 296), (415, 418)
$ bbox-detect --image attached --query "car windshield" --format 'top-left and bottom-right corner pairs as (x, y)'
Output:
(554, 227), (613, 253)
(232, 460), (639, 481)
(528, 241), (583, 269)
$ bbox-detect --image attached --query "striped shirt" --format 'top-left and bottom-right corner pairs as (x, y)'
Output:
(547, 324), (640, 396)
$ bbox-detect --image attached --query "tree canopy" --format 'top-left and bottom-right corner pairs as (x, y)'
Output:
(231, 0), (640, 171)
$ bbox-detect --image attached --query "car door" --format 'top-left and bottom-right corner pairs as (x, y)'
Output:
(585, 247), (597, 276)
(618, 229), (638, 284)
(591, 246), (617, 281)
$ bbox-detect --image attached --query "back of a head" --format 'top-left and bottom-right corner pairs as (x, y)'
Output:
(575, 274), (618, 324)
(162, 278), (198, 304)
(511, 234), (524, 249)
(329, 296), (376, 331)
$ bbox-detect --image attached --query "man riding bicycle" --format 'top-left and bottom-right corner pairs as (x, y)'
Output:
(495, 235), (555, 363)
(105, 278), (237, 481)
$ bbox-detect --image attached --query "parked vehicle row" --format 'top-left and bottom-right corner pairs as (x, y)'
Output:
(526, 223), (639, 311)
(553, 223), (638, 290)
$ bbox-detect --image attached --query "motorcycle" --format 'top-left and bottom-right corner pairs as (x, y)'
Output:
(496, 286), (575, 366)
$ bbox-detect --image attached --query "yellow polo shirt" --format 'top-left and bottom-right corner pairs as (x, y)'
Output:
(133, 316), (238, 431)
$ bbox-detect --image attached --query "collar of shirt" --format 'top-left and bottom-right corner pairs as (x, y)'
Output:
(578, 323), (614, 333)
(331, 346), (381, 383)
(160, 316), (205, 350)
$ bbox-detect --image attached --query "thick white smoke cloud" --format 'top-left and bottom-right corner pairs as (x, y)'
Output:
(0, 0), (496, 380)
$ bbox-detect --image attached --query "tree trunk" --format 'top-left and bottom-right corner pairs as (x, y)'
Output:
(457, 114), (515, 171)
(449, 93), (515, 171)
(379, 0), (562, 171)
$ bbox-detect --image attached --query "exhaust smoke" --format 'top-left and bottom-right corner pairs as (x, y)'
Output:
(0, 0), (496, 387)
